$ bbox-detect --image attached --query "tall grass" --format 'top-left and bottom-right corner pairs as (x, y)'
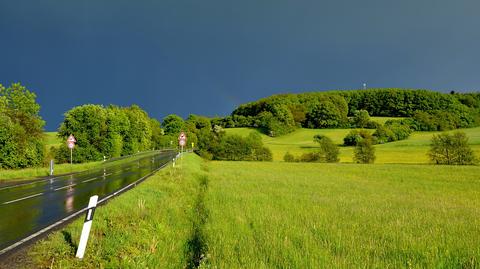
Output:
(204, 161), (480, 268)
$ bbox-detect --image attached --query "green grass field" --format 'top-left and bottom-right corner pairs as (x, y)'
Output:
(27, 154), (480, 268)
(225, 125), (480, 163)
(44, 132), (62, 148)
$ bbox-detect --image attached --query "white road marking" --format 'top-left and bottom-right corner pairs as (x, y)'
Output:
(2, 193), (44, 205)
(54, 184), (76, 191)
(82, 177), (98, 183)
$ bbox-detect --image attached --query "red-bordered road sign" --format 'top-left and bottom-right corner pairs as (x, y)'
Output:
(68, 142), (75, 149)
(67, 134), (77, 143)
(178, 132), (186, 141)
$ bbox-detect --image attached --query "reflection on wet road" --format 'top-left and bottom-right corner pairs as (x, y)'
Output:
(0, 150), (176, 252)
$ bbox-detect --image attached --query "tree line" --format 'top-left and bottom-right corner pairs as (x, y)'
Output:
(216, 89), (480, 136)
(0, 83), (45, 168)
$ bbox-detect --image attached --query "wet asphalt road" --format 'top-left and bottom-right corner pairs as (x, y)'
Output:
(0, 150), (176, 252)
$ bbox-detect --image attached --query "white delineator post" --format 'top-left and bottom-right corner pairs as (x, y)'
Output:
(76, 195), (98, 259)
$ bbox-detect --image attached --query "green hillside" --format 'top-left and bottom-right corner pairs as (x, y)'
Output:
(225, 125), (480, 163)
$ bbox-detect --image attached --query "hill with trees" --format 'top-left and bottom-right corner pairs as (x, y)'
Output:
(212, 89), (480, 136)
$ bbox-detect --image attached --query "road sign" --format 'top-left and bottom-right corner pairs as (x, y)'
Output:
(67, 135), (76, 164)
(68, 142), (75, 149)
(67, 134), (76, 143)
(178, 132), (186, 141)
(179, 139), (186, 147)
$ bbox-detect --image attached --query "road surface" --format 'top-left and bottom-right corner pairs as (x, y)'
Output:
(0, 150), (176, 254)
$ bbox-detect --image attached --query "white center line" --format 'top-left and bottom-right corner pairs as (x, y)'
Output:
(82, 177), (98, 183)
(54, 184), (76, 191)
(2, 193), (44, 205)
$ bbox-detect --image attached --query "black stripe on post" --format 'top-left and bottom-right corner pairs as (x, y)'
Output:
(84, 207), (96, 222)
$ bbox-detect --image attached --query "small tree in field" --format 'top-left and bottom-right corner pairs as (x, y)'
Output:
(314, 135), (339, 163)
(428, 132), (476, 165)
(354, 138), (375, 163)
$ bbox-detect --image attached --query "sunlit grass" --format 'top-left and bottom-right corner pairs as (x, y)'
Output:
(204, 161), (480, 268)
(225, 124), (480, 163)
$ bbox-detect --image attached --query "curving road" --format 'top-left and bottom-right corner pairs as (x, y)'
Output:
(0, 150), (176, 255)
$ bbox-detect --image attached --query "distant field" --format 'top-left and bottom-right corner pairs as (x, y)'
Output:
(44, 132), (62, 148)
(28, 154), (480, 268)
(225, 125), (480, 163)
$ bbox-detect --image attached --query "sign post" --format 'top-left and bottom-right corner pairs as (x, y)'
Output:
(76, 195), (98, 259)
(67, 135), (76, 165)
(49, 159), (54, 176)
(178, 132), (187, 157)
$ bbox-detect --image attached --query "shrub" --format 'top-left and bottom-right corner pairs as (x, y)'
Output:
(428, 132), (476, 165)
(298, 152), (322, 162)
(283, 152), (295, 162)
(343, 129), (372, 146)
(354, 138), (376, 163)
(373, 120), (413, 143)
(313, 135), (339, 163)
(208, 132), (272, 161)
(351, 110), (370, 128)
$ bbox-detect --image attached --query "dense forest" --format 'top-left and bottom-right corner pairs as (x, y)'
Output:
(212, 89), (480, 136)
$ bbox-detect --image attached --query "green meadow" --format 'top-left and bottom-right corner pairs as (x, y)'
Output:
(225, 124), (480, 163)
(26, 154), (480, 268)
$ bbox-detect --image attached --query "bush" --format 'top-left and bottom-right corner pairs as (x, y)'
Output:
(283, 152), (295, 162)
(343, 129), (372, 146)
(313, 135), (339, 163)
(428, 132), (476, 165)
(373, 120), (413, 143)
(207, 132), (272, 161)
(354, 138), (376, 163)
(351, 110), (370, 128)
(298, 152), (322, 162)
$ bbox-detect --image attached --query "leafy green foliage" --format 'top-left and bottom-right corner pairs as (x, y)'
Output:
(210, 132), (273, 161)
(313, 135), (339, 162)
(0, 83), (45, 168)
(351, 109), (371, 128)
(343, 129), (372, 146)
(428, 132), (476, 165)
(354, 138), (376, 163)
(55, 105), (158, 163)
(226, 89), (479, 135)
(373, 120), (413, 144)
(162, 114), (185, 135)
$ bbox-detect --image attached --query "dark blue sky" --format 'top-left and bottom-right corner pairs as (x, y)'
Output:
(1, 0), (479, 130)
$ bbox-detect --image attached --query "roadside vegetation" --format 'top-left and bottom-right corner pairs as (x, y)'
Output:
(0, 83), (45, 169)
(26, 154), (480, 268)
